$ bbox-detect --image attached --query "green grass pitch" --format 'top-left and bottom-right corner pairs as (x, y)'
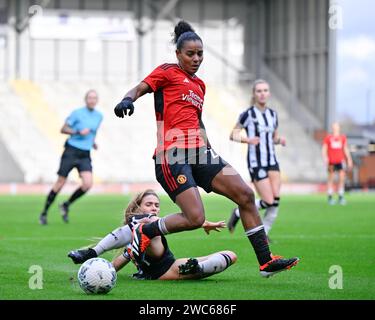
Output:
(0, 193), (374, 300)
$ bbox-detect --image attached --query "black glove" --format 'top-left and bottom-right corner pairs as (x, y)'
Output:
(114, 97), (135, 118)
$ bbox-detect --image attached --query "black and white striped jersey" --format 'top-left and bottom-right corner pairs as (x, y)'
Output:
(127, 213), (156, 231)
(123, 213), (157, 261)
(238, 106), (279, 168)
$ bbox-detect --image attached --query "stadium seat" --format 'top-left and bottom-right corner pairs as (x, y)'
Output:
(0, 80), (326, 183)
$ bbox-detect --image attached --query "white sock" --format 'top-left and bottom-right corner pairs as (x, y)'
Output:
(93, 225), (132, 255)
(199, 253), (232, 275)
(255, 199), (262, 210)
(263, 206), (279, 235)
(328, 188), (333, 196)
(245, 225), (264, 236)
(158, 217), (169, 235)
(338, 188), (344, 197)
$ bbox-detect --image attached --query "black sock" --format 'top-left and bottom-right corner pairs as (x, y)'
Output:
(42, 190), (57, 215)
(274, 197), (280, 206)
(142, 221), (162, 239)
(65, 188), (86, 207)
(259, 200), (272, 209)
(246, 226), (272, 265)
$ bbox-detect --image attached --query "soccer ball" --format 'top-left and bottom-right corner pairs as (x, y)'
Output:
(77, 258), (117, 294)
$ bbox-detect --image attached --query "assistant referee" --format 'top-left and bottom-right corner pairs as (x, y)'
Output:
(39, 89), (103, 225)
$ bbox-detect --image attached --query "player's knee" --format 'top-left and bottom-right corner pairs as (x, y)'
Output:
(184, 210), (205, 229)
(237, 186), (255, 207)
(54, 184), (63, 193)
(224, 251), (237, 264)
(54, 178), (66, 192)
(81, 182), (92, 191)
(189, 214), (205, 228)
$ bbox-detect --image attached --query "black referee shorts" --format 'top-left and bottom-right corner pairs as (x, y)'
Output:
(57, 143), (92, 177)
(154, 146), (228, 202)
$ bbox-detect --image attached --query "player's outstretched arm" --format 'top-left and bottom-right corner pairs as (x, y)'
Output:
(202, 220), (226, 235)
(114, 82), (151, 118)
(112, 254), (130, 272)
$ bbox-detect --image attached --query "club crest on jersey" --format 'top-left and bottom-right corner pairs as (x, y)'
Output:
(183, 78), (189, 83)
(177, 175), (187, 184)
(258, 169), (267, 179)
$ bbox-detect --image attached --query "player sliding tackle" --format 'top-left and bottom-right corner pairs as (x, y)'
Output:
(68, 190), (237, 280)
(113, 21), (299, 278)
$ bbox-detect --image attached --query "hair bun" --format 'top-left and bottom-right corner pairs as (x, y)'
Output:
(173, 20), (195, 44)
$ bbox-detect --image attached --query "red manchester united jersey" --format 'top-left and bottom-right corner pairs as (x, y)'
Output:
(142, 63), (206, 154)
(323, 134), (347, 164)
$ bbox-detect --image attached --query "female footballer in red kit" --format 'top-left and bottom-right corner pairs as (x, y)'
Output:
(113, 20), (299, 278)
(322, 122), (353, 205)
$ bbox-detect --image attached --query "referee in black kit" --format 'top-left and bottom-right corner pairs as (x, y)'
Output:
(39, 90), (103, 225)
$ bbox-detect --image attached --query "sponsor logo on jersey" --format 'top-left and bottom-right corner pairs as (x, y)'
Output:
(177, 174), (187, 184)
(183, 78), (189, 83)
(181, 90), (203, 110)
(331, 140), (343, 149)
(258, 124), (274, 133)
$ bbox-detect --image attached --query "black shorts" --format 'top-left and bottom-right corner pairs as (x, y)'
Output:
(249, 163), (280, 182)
(328, 162), (344, 172)
(154, 146), (228, 202)
(57, 143), (92, 177)
(142, 248), (176, 280)
(126, 235), (176, 280)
